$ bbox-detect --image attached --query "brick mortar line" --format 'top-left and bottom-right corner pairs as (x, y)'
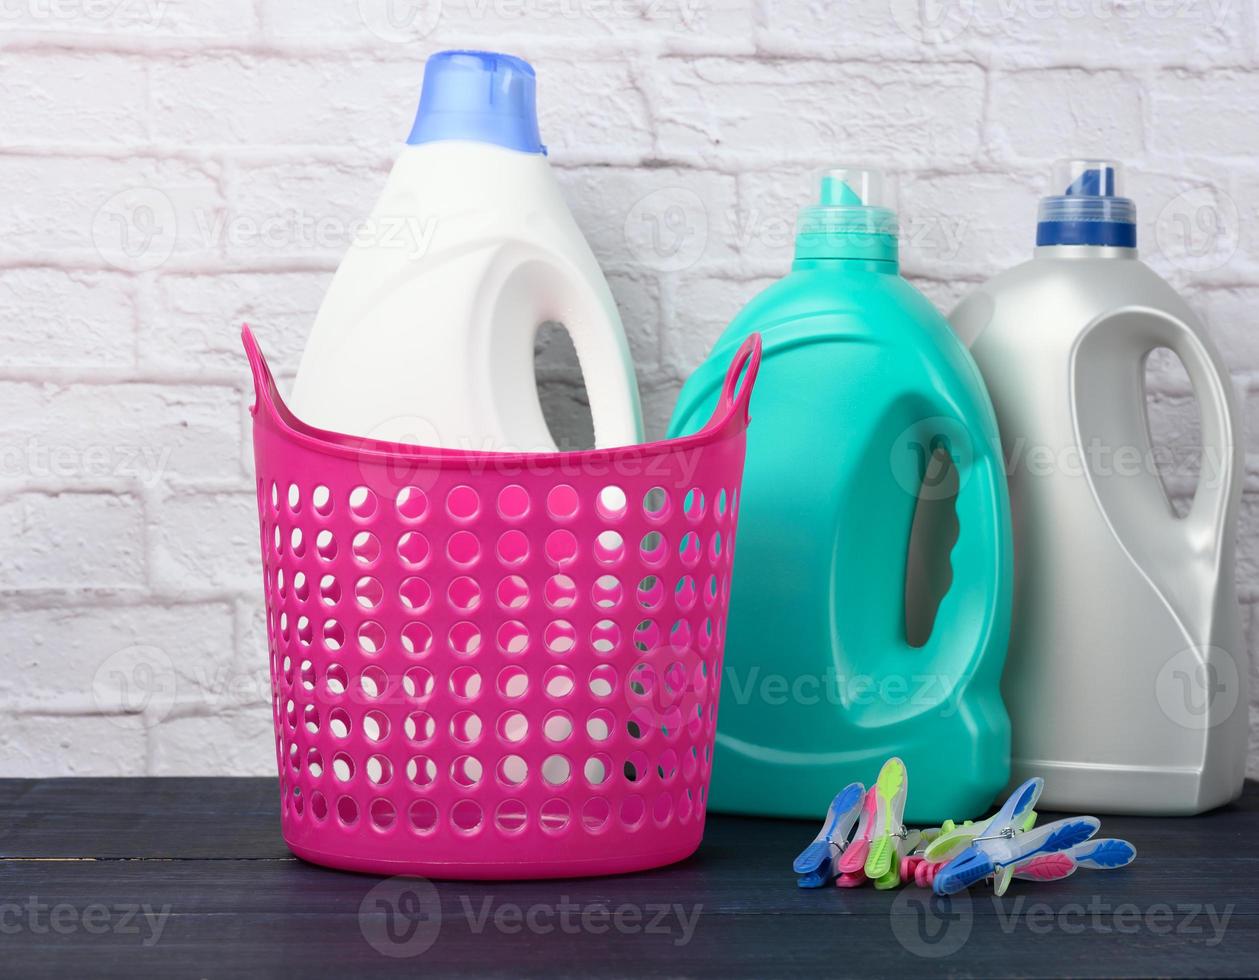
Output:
(2, 29), (1253, 71)
(4, 147), (1259, 188)
(0, 369), (1243, 397)
(6, 254), (1259, 287)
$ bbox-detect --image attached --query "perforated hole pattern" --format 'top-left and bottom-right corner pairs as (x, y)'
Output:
(246, 329), (759, 878)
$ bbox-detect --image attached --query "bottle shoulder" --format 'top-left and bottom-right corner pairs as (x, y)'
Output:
(960, 255), (1201, 342)
(679, 268), (992, 420)
(717, 268), (950, 341)
(377, 143), (584, 246)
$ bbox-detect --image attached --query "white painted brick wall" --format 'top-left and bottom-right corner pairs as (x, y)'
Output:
(1, 0), (1257, 779)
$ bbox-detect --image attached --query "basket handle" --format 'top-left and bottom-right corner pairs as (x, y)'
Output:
(706, 332), (762, 432)
(245, 323), (763, 453)
(242, 324), (361, 451)
(242, 324), (277, 419)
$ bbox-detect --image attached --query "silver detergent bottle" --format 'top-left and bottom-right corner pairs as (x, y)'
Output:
(950, 159), (1248, 815)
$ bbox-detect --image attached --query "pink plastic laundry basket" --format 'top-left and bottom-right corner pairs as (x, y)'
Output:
(243, 326), (761, 879)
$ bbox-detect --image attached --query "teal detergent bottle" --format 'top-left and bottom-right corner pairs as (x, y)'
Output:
(668, 169), (1013, 823)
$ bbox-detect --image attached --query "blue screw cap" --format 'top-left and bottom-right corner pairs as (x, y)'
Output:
(407, 50), (546, 155)
(1036, 158), (1136, 247)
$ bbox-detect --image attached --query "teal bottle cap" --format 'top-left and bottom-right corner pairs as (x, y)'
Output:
(795, 167), (898, 262)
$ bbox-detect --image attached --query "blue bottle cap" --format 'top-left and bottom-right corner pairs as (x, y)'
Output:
(407, 50), (546, 155)
(1036, 159), (1136, 247)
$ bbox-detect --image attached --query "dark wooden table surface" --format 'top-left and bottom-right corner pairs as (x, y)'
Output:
(1, 778), (1255, 978)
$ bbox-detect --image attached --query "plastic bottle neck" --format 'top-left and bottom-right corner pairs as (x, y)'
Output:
(1033, 244), (1138, 261)
(792, 255), (899, 274)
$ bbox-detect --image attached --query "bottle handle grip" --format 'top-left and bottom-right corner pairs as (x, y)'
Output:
(917, 429), (1012, 701)
(535, 267), (644, 449)
(1072, 308), (1239, 562)
(1149, 315), (1238, 557)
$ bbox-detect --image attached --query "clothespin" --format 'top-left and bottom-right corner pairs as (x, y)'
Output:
(792, 782), (865, 888)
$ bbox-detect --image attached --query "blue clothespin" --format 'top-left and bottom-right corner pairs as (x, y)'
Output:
(793, 782), (865, 888)
(934, 778), (1105, 896)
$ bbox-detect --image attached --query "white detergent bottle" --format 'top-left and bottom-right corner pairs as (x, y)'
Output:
(291, 50), (642, 452)
(950, 159), (1248, 815)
